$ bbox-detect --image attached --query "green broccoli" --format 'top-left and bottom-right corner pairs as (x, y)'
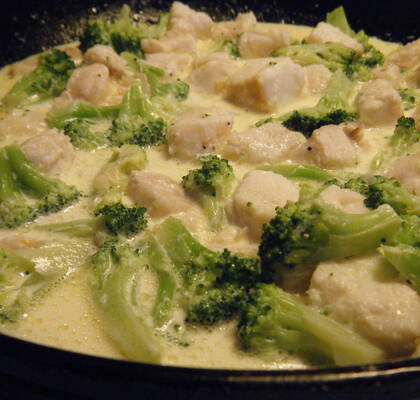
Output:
(36, 202), (148, 239)
(343, 175), (420, 216)
(79, 5), (168, 55)
(121, 52), (190, 99)
(379, 215), (420, 290)
(257, 70), (356, 136)
(326, 6), (384, 80)
(94, 202), (148, 236)
(272, 42), (357, 73)
(47, 101), (120, 129)
(371, 117), (420, 170)
(258, 201), (401, 281)
(0, 241), (92, 322)
(238, 283), (385, 365)
(155, 217), (261, 326)
(182, 155), (234, 230)
(212, 39), (240, 59)
(90, 238), (164, 362)
(399, 88), (420, 110)
(92, 145), (147, 208)
(107, 82), (167, 147)
(0, 145), (81, 228)
(63, 119), (109, 150)
(2, 50), (75, 109)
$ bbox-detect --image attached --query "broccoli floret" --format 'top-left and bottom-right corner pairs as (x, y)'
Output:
(326, 6), (384, 80)
(272, 42), (356, 72)
(94, 202), (148, 236)
(2, 50), (75, 109)
(63, 119), (109, 150)
(107, 82), (167, 147)
(399, 88), (420, 110)
(182, 155), (234, 230)
(0, 145), (81, 228)
(0, 241), (92, 322)
(257, 70), (356, 136)
(371, 117), (420, 170)
(47, 101), (120, 129)
(343, 175), (420, 215)
(238, 283), (385, 365)
(283, 109), (356, 138)
(213, 39), (240, 59)
(37, 202), (148, 239)
(79, 5), (168, 55)
(379, 215), (420, 290)
(155, 218), (261, 326)
(121, 52), (190, 100)
(90, 238), (164, 362)
(258, 201), (401, 281)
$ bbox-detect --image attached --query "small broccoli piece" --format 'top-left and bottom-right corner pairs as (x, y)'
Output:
(326, 6), (384, 80)
(238, 283), (385, 365)
(47, 101), (120, 129)
(90, 238), (163, 362)
(259, 164), (335, 183)
(259, 201), (401, 280)
(36, 202), (148, 239)
(5, 145), (81, 217)
(155, 218), (261, 326)
(371, 117), (420, 170)
(399, 88), (420, 110)
(257, 70), (356, 136)
(121, 53), (190, 100)
(0, 149), (35, 228)
(0, 145), (81, 228)
(0, 241), (92, 322)
(379, 215), (420, 290)
(343, 175), (420, 216)
(107, 82), (167, 147)
(182, 155), (234, 230)
(92, 145), (147, 208)
(282, 109), (356, 138)
(2, 50), (75, 109)
(79, 5), (168, 55)
(273, 42), (356, 72)
(94, 202), (148, 236)
(63, 119), (109, 150)
(213, 39), (240, 59)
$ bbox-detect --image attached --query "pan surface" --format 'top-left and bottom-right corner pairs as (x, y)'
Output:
(0, 0), (419, 399)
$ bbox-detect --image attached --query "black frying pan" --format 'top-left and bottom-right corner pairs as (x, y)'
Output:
(0, 1), (419, 399)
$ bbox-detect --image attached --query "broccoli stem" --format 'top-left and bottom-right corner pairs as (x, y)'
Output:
(239, 284), (385, 366)
(5, 145), (61, 196)
(379, 245), (420, 290)
(259, 164), (335, 182)
(0, 149), (20, 202)
(91, 241), (162, 362)
(315, 203), (401, 260)
(47, 101), (121, 129)
(34, 219), (99, 238)
(142, 236), (177, 328)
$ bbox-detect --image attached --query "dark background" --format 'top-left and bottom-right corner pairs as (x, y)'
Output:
(1, 0), (419, 66)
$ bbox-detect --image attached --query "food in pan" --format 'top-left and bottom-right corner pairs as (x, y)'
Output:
(0, 2), (419, 369)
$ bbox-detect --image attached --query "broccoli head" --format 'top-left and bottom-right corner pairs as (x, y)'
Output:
(399, 88), (420, 110)
(258, 201), (401, 280)
(182, 155), (234, 230)
(2, 49), (75, 109)
(63, 119), (109, 150)
(94, 202), (148, 236)
(343, 175), (420, 216)
(107, 82), (167, 147)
